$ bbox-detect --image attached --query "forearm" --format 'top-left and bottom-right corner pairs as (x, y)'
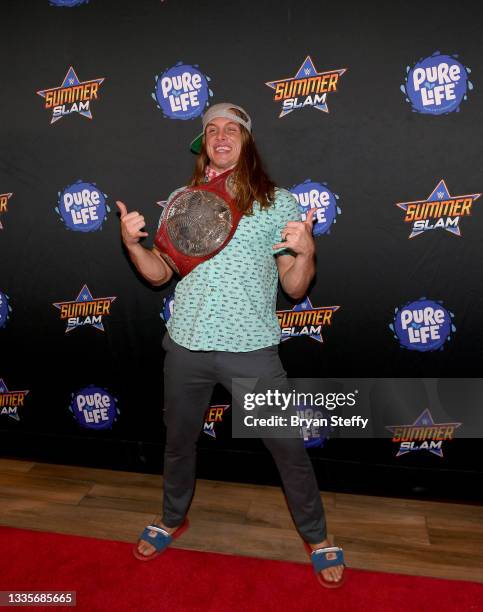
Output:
(280, 253), (315, 300)
(125, 243), (172, 286)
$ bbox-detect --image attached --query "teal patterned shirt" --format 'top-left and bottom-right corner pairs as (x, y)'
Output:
(160, 187), (301, 352)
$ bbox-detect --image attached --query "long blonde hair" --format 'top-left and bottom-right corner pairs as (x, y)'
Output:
(189, 108), (276, 214)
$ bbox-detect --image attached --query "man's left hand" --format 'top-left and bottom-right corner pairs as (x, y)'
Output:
(272, 208), (317, 256)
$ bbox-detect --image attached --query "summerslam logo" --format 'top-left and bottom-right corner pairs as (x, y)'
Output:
(390, 298), (455, 352)
(266, 56), (346, 118)
(386, 408), (461, 457)
(203, 404), (230, 438)
(0, 193), (12, 230)
(37, 67), (104, 124)
(53, 284), (116, 333)
(397, 180), (481, 238)
(277, 297), (339, 343)
(401, 52), (473, 115)
(0, 379), (29, 421)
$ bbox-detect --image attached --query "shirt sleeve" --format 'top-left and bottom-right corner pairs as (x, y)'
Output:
(272, 189), (301, 256)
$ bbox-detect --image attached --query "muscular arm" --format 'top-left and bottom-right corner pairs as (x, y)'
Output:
(117, 200), (174, 287)
(125, 243), (173, 286)
(273, 207), (317, 300)
(276, 252), (315, 300)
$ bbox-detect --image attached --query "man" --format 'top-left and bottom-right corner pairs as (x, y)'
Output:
(116, 103), (345, 587)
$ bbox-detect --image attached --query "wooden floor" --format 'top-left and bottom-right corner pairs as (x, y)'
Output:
(0, 458), (482, 583)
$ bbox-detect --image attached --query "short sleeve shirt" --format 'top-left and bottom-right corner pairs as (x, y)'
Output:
(159, 187), (301, 352)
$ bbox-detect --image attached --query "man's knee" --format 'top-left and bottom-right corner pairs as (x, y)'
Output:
(164, 436), (197, 460)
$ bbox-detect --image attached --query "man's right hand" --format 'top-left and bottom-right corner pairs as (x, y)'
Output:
(116, 200), (149, 248)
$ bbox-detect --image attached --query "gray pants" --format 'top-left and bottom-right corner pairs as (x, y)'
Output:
(161, 332), (327, 543)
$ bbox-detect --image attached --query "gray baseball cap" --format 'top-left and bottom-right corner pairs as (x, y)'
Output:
(190, 103), (252, 154)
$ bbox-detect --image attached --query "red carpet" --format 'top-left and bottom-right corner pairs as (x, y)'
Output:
(0, 527), (481, 611)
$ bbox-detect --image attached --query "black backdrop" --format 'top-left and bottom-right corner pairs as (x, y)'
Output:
(1, 0), (482, 502)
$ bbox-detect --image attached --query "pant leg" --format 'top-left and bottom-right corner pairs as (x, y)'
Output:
(262, 436), (327, 543)
(215, 346), (327, 543)
(162, 333), (216, 527)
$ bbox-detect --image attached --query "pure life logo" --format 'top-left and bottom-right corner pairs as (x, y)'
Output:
(290, 180), (341, 235)
(56, 180), (108, 232)
(153, 62), (213, 120)
(402, 52), (473, 114)
(69, 385), (119, 430)
(390, 298), (455, 352)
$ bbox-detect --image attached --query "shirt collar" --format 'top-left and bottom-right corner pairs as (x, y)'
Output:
(204, 164), (237, 183)
(204, 165), (221, 183)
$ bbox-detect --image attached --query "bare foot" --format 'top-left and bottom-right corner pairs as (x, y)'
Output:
(309, 538), (344, 584)
(136, 515), (180, 558)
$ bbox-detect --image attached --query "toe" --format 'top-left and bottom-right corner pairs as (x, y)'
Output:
(138, 540), (155, 557)
(321, 568), (333, 582)
(321, 565), (343, 583)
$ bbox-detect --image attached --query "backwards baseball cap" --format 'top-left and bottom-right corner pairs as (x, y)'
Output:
(189, 103), (252, 154)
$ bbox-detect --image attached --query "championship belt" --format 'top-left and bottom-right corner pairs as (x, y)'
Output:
(154, 169), (243, 277)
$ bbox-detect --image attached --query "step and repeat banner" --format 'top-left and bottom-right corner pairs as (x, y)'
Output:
(1, 0), (482, 498)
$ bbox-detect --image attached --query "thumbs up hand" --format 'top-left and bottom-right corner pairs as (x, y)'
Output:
(116, 200), (149, 247)
(272, 207), (316, 256)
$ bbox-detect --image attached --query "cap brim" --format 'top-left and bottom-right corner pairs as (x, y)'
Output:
(190, 132), (203, 155)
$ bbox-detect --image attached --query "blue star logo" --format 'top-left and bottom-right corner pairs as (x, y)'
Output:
(397, 179), (481, 238)
(266, 56), (347, 118)
(386, 408), (461, 457)
(0, 192), (12, 231)
(53, 284), (116, 333)
(0, 379), (29, 422)
(203, 404), (230, 438)
(37, 67), (105, 124)
(277, 296), (339, 343)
